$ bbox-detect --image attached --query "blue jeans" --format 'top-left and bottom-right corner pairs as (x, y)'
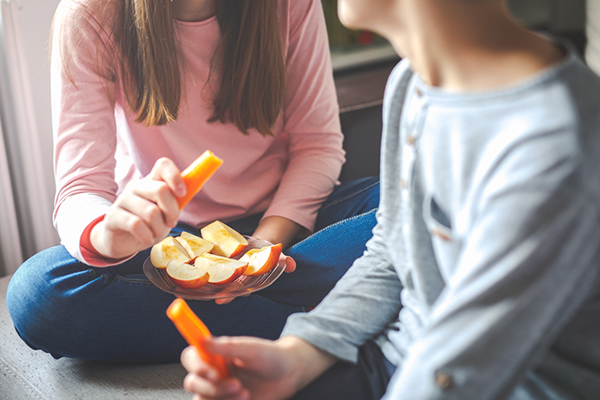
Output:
(293, 340), (396, 400)
(7, 177), (379, 363)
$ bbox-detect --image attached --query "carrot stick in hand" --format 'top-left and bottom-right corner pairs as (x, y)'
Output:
(177, 150), (223, 209)
(167, 298), (230, 378)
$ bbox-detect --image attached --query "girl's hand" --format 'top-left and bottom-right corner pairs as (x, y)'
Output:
(90, 158), (186, 259)
(215, 215), (300, 305)
(181, 336), (337, 400)
(214, 254), (295, 305)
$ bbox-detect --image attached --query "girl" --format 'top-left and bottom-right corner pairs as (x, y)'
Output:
(179, 0), (600, 399)
(6, 0), (379, 363)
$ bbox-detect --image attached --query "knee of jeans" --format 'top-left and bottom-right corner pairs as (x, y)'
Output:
(361, 177), (381, 211)
(6, 246), (86, 356)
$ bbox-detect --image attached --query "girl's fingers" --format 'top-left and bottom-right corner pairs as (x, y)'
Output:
(215, 297), (235, 305)
(214, 292), (250, 305)
(148, 157), (186, 198)
(283, 255), (296, 273)
(121, 179), (180, 228)
(104, 206), (155, 246)
(116, 196), (168, 236)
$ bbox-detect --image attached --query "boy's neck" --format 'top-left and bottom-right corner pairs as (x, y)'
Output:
(389, 1), (566, 92)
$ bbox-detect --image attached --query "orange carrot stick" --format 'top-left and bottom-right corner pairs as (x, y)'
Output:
(177, 150), (223, 209)
(167, 298), (230, 378)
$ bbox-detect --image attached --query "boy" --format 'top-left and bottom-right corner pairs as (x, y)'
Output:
(180, 0), (600, 399)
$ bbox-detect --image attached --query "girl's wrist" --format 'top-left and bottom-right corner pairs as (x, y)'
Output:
(252, 216), (306, 248)
(81, 214), (106, 256)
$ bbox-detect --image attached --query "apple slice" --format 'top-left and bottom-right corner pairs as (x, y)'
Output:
(150, 236), (191, 269)
(240, 243), (283, 276)
(166, 260), (210, 289)
(176, 231), (214, 258)
(201, 221), (248, 257)
(194, 253), (248, 284)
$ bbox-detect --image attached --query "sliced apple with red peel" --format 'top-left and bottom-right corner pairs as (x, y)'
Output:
(176, 231), (214, 258)
(150, 236), (191, 269)
(166, 260), (210, 289)
(240, 243), (283, 276)
(200, 221), (248, 257)
(194, 253), (248, 284)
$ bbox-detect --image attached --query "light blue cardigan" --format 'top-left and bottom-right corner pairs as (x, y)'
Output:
(283, 49), (600, 399)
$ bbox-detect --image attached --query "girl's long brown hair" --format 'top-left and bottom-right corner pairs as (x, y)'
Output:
(115, 0), (286, 136)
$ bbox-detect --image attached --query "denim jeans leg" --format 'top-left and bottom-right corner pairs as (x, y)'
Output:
(315, 176), (380, 231)
(6, 177), (380, 363)
(7, 245), (303, 363)
(291, 340), (396, 400)
(260, 177), (380, 307)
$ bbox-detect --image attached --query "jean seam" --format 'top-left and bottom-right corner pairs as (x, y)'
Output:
(290, 208), (378, 250)
(253, 292), (310, 311)
(320, 180), (380, 212)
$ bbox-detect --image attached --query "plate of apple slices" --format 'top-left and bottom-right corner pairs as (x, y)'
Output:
(143, 221), (286, 300)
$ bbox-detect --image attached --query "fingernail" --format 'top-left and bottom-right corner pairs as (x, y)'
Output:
(226, 381), (241, 393)
(206, 369), (218, 380)
(176, 184), (186, 197)
(236, 390), (250, 400)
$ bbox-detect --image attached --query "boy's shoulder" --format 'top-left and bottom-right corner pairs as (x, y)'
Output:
(536, 54), (600, 141)
(381, 59), (413, 119)
(385, 59), (413, 92)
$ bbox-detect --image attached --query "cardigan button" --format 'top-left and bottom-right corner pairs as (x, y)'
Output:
(407, 135), (416, 145)
(435, 371), (454, 390)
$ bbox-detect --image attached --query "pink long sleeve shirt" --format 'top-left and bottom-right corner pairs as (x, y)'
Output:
(51, 0), (344, 266)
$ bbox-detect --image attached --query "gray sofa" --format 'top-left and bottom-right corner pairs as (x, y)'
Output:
(0, 61), (393, 399)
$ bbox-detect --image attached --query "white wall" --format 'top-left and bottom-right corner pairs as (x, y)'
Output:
(17, 0), (61, 224)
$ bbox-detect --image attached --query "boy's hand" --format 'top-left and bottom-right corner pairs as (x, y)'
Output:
(91, 157), (185, 259)
(181, 336), (337, 400)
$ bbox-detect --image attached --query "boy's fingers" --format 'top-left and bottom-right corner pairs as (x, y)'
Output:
(205, 336), (265, 365)
(184, 372), (245, 399)
(182, 347), (217, 379)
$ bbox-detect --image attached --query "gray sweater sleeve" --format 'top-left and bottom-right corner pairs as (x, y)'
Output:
(281, 210), (403, 363)
(280, 63), (411, 363)
(280, 64), (415, 363)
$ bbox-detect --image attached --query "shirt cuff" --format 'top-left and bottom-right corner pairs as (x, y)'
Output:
(79, 214), (134, 266)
